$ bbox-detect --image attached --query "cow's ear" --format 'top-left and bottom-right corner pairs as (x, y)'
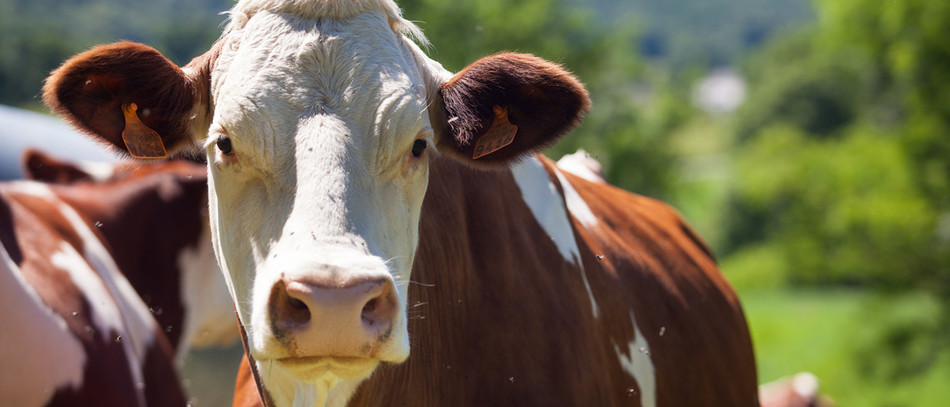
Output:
(22, 149), (94, 184)
(43, 41), (217, 158)
(436, 53), (590, 167)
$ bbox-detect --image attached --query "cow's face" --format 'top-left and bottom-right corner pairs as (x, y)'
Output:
(44, 0), (589, 403)
(207, 7), (430, 382)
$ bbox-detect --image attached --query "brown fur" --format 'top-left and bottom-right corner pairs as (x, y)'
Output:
(438, 53), (591, 166)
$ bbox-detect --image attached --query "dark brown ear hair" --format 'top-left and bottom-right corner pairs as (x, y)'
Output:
(43, 41), (218, 157)
(438, 52), (590, 166)
(22, 149), (94, 184)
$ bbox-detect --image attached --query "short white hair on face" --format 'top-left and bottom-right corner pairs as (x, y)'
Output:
(225, 0), (428, 47)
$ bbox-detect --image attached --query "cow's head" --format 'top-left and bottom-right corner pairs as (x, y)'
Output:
(44, 0), (589, 404)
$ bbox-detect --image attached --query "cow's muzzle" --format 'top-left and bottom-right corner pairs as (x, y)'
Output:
(268, 269), (399, 361)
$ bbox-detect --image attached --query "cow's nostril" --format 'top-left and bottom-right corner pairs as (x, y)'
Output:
(270, 280), (312, 330)
(288, 297), (307, 311)
(362, 298), (379, 325)
(283, 296), (311, 326)
(360, 285), (395, 331)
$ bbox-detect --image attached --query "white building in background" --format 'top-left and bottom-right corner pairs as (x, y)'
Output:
(692, 68), (747, 115)
(0, 105), (117, 180)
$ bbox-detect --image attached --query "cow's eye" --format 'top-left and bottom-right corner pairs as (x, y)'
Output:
(216, 136), (233, 155)
(411, 139), (427, 158)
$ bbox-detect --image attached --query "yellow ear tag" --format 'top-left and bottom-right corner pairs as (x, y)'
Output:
(121, 103), (168, 159)
(472, 105), (518, 159)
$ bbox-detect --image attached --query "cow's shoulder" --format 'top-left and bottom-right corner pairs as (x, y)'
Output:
(550, 158), (759, 406)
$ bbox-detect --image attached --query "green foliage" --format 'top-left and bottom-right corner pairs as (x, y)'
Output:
(722, 0), (950, 389)
(733, 33), (864, 142)
(726, 0), (950, 287)
(584, 0), (813, 69)
(729, 125), (937, 287)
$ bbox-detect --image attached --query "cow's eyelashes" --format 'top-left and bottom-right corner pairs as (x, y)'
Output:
(411, 139), (427, 158)
(216, 136), (234, 155)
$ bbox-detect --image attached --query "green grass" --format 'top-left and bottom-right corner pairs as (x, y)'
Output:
(180, 344), (244, 406)
(740, 287), (950, 406)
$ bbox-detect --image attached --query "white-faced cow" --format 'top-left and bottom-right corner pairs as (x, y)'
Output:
(43, 0), (758, 406)
(0, 152), (235, 406)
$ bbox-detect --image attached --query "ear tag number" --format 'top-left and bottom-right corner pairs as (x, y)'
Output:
(472, 105), (518, 159)
(121, 103), (168, 159)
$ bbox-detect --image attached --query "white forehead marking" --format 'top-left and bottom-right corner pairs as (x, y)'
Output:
(511, 156), (599, 318)
(227, 0), (427, 44)
(0, 240), (85, 406)
(613, 310), (656, 407)
(211, 10), (428, 176)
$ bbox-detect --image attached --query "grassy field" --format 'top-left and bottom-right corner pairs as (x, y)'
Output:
(181, 344), (243, 406)
(740, 287), (950, 406)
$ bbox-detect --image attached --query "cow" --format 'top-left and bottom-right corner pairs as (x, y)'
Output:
(0, 151), (235, 406)
(42, 0), (759, 406)
(759, 373), (836, 407)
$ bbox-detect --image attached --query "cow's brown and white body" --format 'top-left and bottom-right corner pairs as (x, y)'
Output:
(43, 0), (758, 405)
(0, 154), (234, 406)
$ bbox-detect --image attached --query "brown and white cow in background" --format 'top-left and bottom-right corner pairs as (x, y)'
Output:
(43, 0), (759, 405)
(0, 151), (235, 406)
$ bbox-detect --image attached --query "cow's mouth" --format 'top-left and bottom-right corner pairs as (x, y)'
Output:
(276, 356), (380, 381)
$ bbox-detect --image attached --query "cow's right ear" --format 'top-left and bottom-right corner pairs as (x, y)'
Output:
(43, 41), (218, 158)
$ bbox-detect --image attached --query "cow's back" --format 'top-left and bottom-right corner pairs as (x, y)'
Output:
(0, 180), (186, 407)
(345, 155), (758, 406)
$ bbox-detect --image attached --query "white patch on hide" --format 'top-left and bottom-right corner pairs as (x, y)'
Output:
(511, 156), (600, 318)
(0, 240), (86, 407)
(613, 310), (656, 407)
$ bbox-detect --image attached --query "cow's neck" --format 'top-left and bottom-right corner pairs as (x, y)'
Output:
(348, 153), (616, 405)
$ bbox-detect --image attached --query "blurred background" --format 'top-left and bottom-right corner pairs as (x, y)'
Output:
(3, 0), (949, 405)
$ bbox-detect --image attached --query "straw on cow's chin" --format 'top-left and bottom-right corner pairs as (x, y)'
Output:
(259, 357), (375, 407)
(277, 356), (380, 382)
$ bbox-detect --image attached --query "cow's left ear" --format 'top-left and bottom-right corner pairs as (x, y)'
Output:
(436, 53), (590, 167)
